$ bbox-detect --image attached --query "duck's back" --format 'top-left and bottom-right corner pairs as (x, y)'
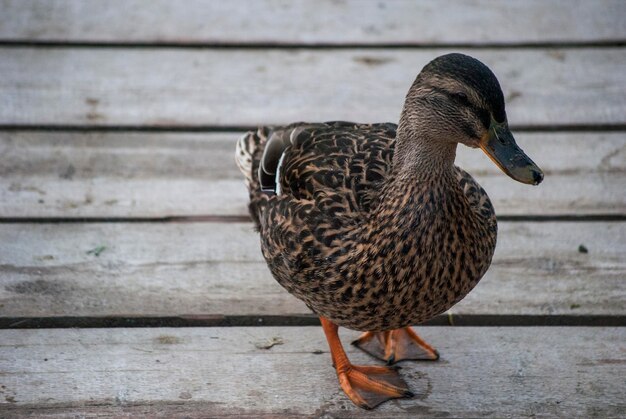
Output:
(237, 121), (398, 228)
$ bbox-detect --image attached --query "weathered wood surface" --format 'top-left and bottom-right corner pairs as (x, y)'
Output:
(1, 0), (624, 45)
(1, 131), (624, 217)
(1, 2), (624, 418)
(1, 48), (625, 127)
(1, 222), (623, 317)
(1, 327), (624, 418)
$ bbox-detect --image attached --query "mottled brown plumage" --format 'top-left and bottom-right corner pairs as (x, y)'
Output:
(238, 121), (496, 330)
(235, 53), (543, 409)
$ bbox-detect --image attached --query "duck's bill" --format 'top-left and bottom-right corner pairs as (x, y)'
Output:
(479, 121), (544, 185)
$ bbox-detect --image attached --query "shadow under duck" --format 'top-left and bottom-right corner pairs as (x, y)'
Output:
(236, 53), (543, 409)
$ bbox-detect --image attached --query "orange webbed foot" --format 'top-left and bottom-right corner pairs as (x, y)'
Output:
(336, 364), (413, 409)
(352, 327), (440, 364)
(320, 317), (415, 409)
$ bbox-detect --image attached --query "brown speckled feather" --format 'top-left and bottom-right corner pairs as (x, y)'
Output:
(237, 121), (496, 331)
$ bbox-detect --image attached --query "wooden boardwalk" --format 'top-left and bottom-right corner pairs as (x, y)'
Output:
(1, 1), (625, 417)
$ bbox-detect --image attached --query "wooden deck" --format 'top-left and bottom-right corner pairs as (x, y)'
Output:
(1, 1), (625, 417)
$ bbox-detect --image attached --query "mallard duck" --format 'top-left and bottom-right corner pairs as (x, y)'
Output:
(236, 53), (543, 409)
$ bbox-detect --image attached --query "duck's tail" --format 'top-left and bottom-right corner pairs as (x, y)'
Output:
(236, 128), (266, 189)
(235, 127), (272, 228)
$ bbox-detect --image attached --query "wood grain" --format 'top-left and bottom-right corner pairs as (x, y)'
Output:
(0, 221), (623, 318)
(0, 0), (624, 45)
(1, 327), (624, 417)
(1, 48), (624, 127)
(1, 2), (624, 417)
(1, 131), (624, 218)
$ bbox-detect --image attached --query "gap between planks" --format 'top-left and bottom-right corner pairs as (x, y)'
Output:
(1, 215), (626, 224)
(1, 41), (626, 49)
(0, 124), (625, 132)
(1, 314), (626, 329)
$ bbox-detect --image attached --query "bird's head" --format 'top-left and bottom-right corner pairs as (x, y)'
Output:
(398, 53), (543, 185)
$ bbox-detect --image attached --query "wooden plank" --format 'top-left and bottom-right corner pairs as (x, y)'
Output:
(0, 131), (248, 218)
(0, 327), (624, 417)
(1, 48), (624, 127)
(0, 222), (623, 317)
(1, 131), (624, 217)
(0, 0), (624, 45)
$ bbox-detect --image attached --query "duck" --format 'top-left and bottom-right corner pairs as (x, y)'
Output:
(236, 53), (543, 409)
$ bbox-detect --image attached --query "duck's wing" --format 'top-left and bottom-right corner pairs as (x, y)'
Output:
(236, 122), (396, 303)
(238, 121), (397, 227)
(278, 122), (396, 214)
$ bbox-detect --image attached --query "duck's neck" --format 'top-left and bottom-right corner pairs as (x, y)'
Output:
(392, 122), (458, 181)
(357, 128), (475, 275)
(365, 122), (466, 237)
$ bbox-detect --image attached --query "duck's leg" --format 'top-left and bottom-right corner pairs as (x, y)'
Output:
(320, 317), (414, 409)
(351, 327), (439, 364)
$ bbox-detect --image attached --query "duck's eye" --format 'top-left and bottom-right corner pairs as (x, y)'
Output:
(450, 92), (470, 106)
(476, 108), (491, 128)
(493, 109), (507, 124)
